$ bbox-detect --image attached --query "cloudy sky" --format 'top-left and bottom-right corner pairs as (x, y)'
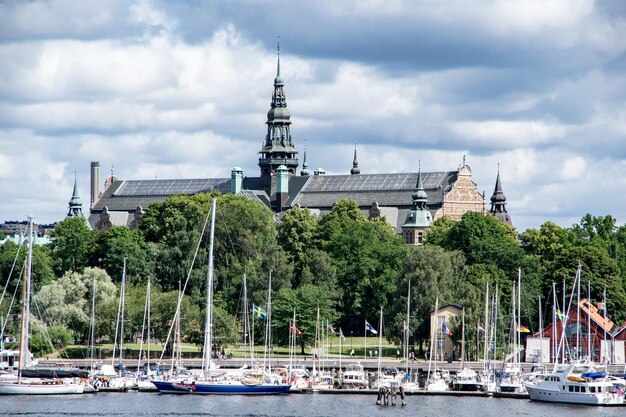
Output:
(1, 0), (625, 232)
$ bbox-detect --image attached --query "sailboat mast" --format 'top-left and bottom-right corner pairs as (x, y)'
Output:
(538, 295), (543, 364)
(377, 307), (383, 379)
(587, 281), (591, 359)
(290, 310), (296, 372)
(17, 216), (33, 380)
(18, 216), (35, 380)
(90, 275), (96, 374)
(112, 258), (126, 367)
(263, 270), (273, 373)
(517, 267), (521, 366)
(147, 278), (151, 374)
(242, 273), (253, 362)
(202, 197), (217, 374)
(120, 258), (126, 364)
(428, 298), (439, 379)
(483, 283), (489, 365)
(603, 287), (608, 363)
(576, 264), (581, 359)
(552, 282), (557, 364)
(137, 278), (150, 374)
(405, 281), (411, 377)
(512, 277), (516, 366)
(461, 307), (465, 367)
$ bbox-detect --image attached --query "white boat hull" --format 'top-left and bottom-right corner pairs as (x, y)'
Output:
(0, 380), (84, 395)
(525, 383), (623, 406)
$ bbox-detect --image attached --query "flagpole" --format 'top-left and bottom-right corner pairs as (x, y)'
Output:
(339, 327), (342, 370)
(364, 320), (367, 360)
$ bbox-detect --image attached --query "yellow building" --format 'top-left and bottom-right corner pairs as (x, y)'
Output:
(429, 304), (462, 361)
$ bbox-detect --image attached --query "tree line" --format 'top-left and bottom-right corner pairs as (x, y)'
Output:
(1, 191), (625, 358)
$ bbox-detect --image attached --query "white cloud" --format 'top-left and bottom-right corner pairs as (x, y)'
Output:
(0, 0), (625, 233)
(448, 120), (567, 148)
(558, 156), (587, 181)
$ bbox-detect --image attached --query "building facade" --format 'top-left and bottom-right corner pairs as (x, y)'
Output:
(87, 48), (509, 238)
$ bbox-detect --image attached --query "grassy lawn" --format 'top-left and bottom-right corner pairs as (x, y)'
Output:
(57, 337), (406, 360)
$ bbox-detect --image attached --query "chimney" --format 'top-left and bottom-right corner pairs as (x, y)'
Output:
(231, 167), (243, 194)
(276, 165), (289, 211)
(90, 161), (100, 210)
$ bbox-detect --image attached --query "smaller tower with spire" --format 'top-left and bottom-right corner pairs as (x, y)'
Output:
(67, 173), (84, 217)
(300, 142), (310, 176)
(402, 162), (433, 244)
(489, 164), (513, 227)
(350, 141), (360, 175)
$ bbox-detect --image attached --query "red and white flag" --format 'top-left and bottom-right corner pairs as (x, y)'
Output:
(290, 321), (303, 335)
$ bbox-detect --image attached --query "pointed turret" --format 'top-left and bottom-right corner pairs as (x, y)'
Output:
(67, 173), (84, 217)
(300, 144), (310, 176)
(350, 142), (360, 175)
(489, 165), (513, 227)
(402, 162), (432, 244)
(258, 38), (299, 183)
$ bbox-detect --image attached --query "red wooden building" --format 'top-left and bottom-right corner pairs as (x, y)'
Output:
(528, 299), (626, 364)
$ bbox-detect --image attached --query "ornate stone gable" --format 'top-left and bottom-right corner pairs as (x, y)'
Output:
(435, 164), (484, 220)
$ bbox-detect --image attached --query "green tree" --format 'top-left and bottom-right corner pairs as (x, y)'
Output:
(299, 249), (338, 292)
(316, 200), (406, 328)
(392, 245), (466, 355)
(47, 217), (95, 275)
(32, 271), (89, 339)
(91, 226), (155, 285)
(423, 216), (456, 247)
(277, 206), (318, 286)
(443, 212), (523, 277)
(272, 284), (339, 353)
(140, 192), (215, 291)
(29, 326), (73, 357)
(0, 241), (55, 290)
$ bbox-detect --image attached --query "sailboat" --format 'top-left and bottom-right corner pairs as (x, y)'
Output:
(426, 298), (449, 391)
(452, 308), (481, 391)
(94, 258), (136, 391)
(152, 198), (291, 395)
(136, 279), (158, 391)
(401, 282), (419, 392)
(0, 216), (84, 395)
(497, 268), (526, 394)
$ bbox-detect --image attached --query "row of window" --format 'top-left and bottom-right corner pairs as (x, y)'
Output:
(565, 384), (608, 393)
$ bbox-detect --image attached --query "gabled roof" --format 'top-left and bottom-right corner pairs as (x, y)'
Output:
(290, 171), (456, 209)
(577, 299), (617, 336)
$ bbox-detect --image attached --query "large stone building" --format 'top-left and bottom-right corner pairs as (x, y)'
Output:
(87, 47), (510, 241)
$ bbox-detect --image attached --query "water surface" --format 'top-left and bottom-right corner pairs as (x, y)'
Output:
(2, 392), (625, 417)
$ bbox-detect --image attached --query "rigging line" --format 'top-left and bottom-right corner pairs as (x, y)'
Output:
(0, 262), (25, 343)
(31, 295), (58, 355)
(30, 280), (71, 359)
(0, 238), (25, 309)
(157, 200), (213, 366)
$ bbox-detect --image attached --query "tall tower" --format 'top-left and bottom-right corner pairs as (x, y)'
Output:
(489, 166), (513, 227)
(402, 164), (432, 245)
(258, 40), (298, 184)
(67, 173), (84, 217)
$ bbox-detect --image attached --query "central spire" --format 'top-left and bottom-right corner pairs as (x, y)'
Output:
(258, 37), (299, 182)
